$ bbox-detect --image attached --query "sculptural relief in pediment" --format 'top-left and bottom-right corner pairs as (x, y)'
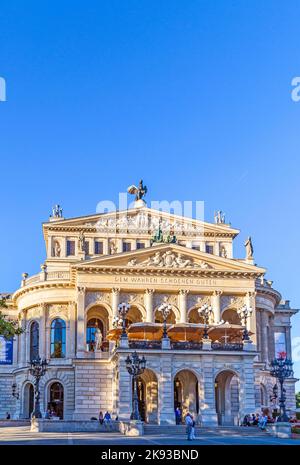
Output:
(127, 250), (212, 269)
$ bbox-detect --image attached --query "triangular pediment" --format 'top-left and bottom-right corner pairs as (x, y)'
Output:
(72, 243), (265, 275)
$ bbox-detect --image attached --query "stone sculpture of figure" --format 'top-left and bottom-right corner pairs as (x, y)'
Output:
(52, 204), (63, 218)
(175, 253), (192, 268)
(214, 210), (225, 224)
(162, 251), (178, 267)
(78, 231), (85, 252)
(53, 241), (61, 257)
(127, 179), (148, 201)
(127, 258), (137, 266)
(109, 240), (117, 254)
(220, 246), (227, 258)
(152, 225), (164, 244)
(245, 236), (254, 259)
(142, 252), (163, 267)
(165, 232), (177, 244)
(94, 327), (102, 351)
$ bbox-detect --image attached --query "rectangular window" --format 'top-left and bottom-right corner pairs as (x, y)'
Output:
(66, 240), (75, 256)
(94, 241), (103, 254)
(205, 244), (214, 254)
(137, 242), (145, 249)
(83, 241), (89, 255)
(123, 242), (131, 252)
(274, 332), (286, 357)
(192, 245), (200, 251)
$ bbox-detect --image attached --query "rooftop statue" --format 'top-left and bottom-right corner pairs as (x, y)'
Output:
(51, 204), (63, 218)
(127, 179), (148, 202)
(214, 210), (226, 224)
(245, 236), (254, 260)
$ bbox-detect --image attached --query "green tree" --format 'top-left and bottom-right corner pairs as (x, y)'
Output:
(0, 296), (23, 339)
(296, 392), (300, 409)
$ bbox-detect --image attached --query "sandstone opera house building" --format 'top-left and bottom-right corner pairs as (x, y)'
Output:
(0, 186), (298, 425)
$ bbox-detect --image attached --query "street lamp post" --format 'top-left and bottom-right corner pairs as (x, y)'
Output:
(270, 352), (293, 422)
(198, 303), (213, 339)
(125, 351), (146, 421)
(237, 305), (253, 341)
(269, 383), (279, 416)
(158, 303), (172, 339)
(29, 356), (48, 419)
(118, 302), (130, 338)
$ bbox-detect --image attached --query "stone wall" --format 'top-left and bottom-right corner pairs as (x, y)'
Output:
(73, 360), (114, 420)
(0, 373), (16, 419)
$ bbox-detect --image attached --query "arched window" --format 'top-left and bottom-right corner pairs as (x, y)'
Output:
(86, 318), (104, 351)
(50, 319), (66, 358)
(49, 382), (64, 419)
(30, 321), (39, 360)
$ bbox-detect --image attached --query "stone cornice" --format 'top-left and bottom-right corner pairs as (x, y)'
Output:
(72, 265), (264, 280)
(12, 282), (75, 303)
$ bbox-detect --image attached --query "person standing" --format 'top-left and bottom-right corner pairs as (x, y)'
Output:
(99, 411), (104, 425)
(104, 411), (112, 430)
(175, 407), (181, 425)
(190, 415), (196, 440)
(185, 413), (193, 441)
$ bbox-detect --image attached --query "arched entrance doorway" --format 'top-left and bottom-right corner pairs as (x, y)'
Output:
(48, 382), (64, 419)
(133, 369), (158, 423)
(215, 370), (240, 426)
(174, 370), (199, 423)
(24, 383), (34, 419)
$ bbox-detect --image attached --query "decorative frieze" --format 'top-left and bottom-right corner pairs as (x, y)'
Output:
(127, 251), (212, 269)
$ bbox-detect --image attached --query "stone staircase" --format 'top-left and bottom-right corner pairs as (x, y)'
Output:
(144, 424), (270, 437)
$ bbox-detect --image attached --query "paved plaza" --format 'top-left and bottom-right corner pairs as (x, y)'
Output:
(0, 426), (299, 445)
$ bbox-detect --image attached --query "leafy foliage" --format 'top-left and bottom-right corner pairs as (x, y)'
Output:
(0, 297), (23, 339)
(296, 391), (300, 409)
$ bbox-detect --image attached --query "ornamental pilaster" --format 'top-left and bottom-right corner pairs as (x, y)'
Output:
(144, 289), (154, 322)
(111, 288), (120, 318)
(178, 289), (189, 323)
(212, 290), (223, 323)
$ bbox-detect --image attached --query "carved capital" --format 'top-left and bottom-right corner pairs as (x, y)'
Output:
(179, 289), (189, 296)
(213, 290), (223, 297)
(145, 289), (155, 295)
(112, 287), (120, 295)
(77, 286), (86, 295)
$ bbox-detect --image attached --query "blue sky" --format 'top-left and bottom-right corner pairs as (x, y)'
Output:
(0, 1), (299, 386)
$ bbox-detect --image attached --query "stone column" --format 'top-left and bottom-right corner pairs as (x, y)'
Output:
(159, 355), (175, 424)
(200, 355), (218, 426)
(260, 310), (269, 365)
(214, 242), (220, 256)
(111, 288), (120, 319)
(144, 289), (154, 322)
(212, 291), (222, 323)
(186, 241), (193, 249)
(200, 242), (206, 253)
(76, 286), (86, 357)
(19, 311), (27, 366)
(118, 354), (132, 421)
(239, 355), (256, 420)
(68, 302), (76, 358)
(245, 292), (257, 347)
(285, 325), (292, 360)
(117, 238), (123, 253)
(103, 238), (109, 255)
(178, 290), (188, 323)
(38, 304), (46, 358)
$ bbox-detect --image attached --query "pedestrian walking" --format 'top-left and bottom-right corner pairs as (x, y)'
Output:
(185, 413), (193, 441)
